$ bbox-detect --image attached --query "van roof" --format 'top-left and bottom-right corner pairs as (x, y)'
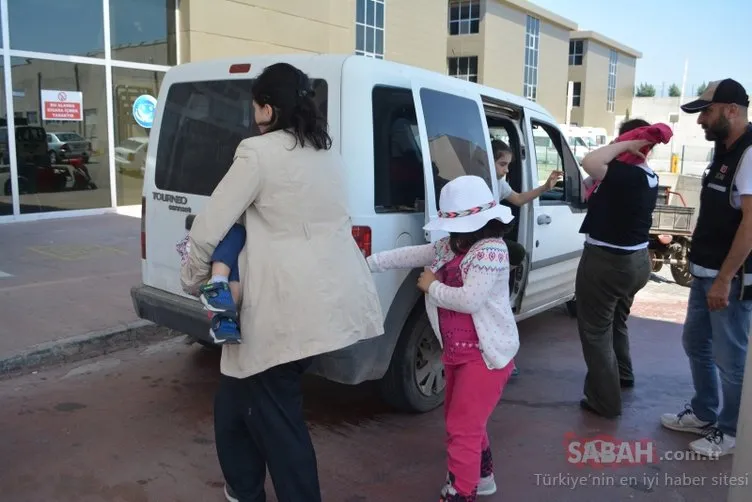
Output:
(165, 53), (554, 120)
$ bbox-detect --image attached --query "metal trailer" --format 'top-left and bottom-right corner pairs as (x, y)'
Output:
(648, 188), (695, 287)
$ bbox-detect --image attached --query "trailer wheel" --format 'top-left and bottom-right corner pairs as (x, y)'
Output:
(671, 239), (693, 287)
(671, 263), (693, 287)
(648, 249), (663, 272)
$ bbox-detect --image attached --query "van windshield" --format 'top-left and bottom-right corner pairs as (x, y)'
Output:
(155, 78), (328, 196)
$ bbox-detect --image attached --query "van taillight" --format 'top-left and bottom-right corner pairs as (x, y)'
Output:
(229, 63), (251, 74)
(141, 196), (146, 259)
(352, 226), (372, 257)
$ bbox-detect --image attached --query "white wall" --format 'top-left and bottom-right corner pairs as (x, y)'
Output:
(630, 97), (713, 175)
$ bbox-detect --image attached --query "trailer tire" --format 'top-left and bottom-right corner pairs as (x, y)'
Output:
(671, 263), (693, 287)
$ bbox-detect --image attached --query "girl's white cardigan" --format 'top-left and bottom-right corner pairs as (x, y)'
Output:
(367, 237), (519, 370)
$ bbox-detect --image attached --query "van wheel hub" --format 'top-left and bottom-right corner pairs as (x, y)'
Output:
(414, 330), (445, 397)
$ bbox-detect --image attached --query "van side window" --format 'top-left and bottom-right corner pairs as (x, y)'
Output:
(419, 88), (492, 208)
(372, 86), (424, 213)
(531, 121), (581, 204)
(155, 79), (328, 196)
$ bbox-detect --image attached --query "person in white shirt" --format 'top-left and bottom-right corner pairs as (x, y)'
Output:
(491, 139), (562, 378)
(492, 139), (563, 206)
(659, 78), (752, 458)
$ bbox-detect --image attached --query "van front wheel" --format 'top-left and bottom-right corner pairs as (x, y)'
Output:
(379, 306), (445, 413)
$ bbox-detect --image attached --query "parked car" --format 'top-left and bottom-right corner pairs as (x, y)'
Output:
(1, 123), (70, 195)
(114, 137), (149, 174)
(131, 54), (588, 413)
(47, 131), (91, 164)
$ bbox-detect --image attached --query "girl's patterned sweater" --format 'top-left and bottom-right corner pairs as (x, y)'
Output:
(367, 236), (520, 370)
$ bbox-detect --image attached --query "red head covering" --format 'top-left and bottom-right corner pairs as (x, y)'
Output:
(613, 123), (673, 165)
(584, 123), (673, 200)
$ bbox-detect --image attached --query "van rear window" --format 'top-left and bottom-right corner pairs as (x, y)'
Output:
(155, 79), (329, 196)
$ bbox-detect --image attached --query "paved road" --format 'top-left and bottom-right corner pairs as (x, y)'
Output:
(0, 213), (142, 357)
(2, 279), (744, 502)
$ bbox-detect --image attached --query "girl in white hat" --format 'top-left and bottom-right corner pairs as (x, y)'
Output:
(367, 175), (520, 502)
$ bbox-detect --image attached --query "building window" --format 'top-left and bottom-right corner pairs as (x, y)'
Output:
(9, 58), (111, 214)
(356, 0), (385, 59)
(109, 0), (177, 66)
(448, 56), (478, 83)
(570, 82), (582, 107)
(607, 49), (618, 112)
(523, 15), (540, 101)
(448, 0), (480, 35)
(569, 40), (583, 66)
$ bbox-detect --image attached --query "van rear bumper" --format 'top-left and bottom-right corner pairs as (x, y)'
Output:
(129, 284), (390, 384)
(130, 285), (213, 344)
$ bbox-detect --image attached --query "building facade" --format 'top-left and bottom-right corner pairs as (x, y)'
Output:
(0, 0), (452, 222)
(566, 30), (642, 132)
(0, 0), (639, 222)
(447, 0), (577, 123)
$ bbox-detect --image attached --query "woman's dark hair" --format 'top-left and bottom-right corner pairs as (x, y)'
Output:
(251, 63), (332, 150)
(619, 118), (650, 136)
(449, 219), (510, 255)
(491, 139), (513, 161)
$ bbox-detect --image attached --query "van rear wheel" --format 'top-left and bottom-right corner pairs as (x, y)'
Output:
(379, 306), (445, 413)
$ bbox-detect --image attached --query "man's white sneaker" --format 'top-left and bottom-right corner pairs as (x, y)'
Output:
(660, 405), (714, 435)
(477, 474), (497, 496)
(689, 428), (735, 458)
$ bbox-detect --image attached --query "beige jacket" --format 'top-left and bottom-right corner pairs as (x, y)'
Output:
(180, 130), (385, 378)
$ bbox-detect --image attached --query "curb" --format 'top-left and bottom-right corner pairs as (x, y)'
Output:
(0, 321), (182, 379)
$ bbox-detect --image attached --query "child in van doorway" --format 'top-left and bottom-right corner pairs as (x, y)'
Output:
(176, 224), (246, 344)
(367, 175), (520, 502)
(490, 139), (561, 378)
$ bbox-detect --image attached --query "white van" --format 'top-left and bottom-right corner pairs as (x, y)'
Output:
(131, 54), (586, 413)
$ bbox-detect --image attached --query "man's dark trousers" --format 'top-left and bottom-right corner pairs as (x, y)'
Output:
(575, 243), (652, 417)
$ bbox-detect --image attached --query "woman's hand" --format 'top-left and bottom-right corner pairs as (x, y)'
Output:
(623, 139), (652, 159)
(417, 268), (438, 293)
(544, 170), (564, 190)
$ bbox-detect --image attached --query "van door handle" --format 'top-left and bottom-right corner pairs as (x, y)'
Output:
(537, 214), (552, 225)
(185, 214), (195, 230)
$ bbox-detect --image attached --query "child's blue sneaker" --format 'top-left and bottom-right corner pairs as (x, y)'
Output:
(210, 313), (242, 345)
(199, 281), (236, 313)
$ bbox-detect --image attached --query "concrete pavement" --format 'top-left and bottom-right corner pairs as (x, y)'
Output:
(1, 279), (747, 502)
(0, 212), (170, 376)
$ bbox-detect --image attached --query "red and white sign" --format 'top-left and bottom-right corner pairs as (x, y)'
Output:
(41, 89), (83, 121)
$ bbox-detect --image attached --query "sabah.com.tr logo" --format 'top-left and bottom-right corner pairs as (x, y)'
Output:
(564, 432), (721, 467)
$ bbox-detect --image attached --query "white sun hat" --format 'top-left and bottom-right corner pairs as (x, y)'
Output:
(424, 175), (514, 233)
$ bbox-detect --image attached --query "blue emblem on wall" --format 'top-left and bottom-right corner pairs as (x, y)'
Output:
(133, 94), (157, 129)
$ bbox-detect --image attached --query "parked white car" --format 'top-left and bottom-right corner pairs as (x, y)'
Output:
(131, 54), (587, 413)
(114, 137), (149, 174)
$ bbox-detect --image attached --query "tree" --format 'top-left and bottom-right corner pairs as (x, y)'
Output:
(668, 84), (681, 97)
(635, 83), (656, 97)
(696, 82), (708, 96)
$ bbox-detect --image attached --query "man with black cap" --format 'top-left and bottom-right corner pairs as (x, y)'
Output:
(660, 79), (752, 458)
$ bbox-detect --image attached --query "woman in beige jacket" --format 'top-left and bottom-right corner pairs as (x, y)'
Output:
(180, 62), (384, 502)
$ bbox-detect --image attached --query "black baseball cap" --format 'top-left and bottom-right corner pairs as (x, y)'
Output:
(681, 79), (750, 113)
